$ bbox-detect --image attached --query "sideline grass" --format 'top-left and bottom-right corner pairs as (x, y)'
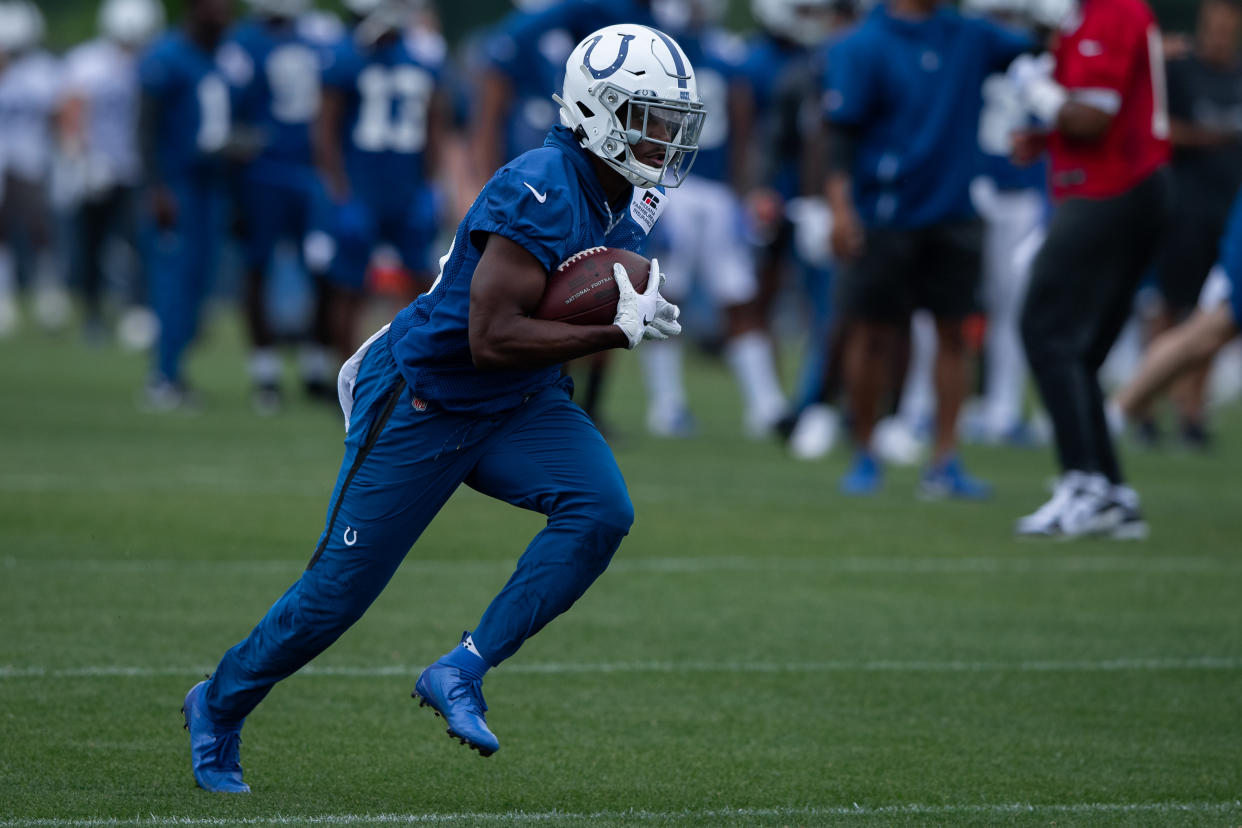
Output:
(2, 312), (1241, 826)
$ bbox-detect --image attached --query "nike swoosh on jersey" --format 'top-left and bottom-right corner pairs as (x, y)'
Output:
(523, 182), (548, 203)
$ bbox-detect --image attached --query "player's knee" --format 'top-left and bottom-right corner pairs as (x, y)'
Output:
(558, 482), (634, 536)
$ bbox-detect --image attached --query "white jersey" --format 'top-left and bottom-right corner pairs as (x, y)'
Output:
(0, 50), (63, 182)
(60, 38), (142, 189)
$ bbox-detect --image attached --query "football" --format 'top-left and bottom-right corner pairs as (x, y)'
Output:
(533, 246), (651, 326)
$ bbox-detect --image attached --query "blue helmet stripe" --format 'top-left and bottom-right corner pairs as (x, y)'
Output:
(646, 27), (688, 90)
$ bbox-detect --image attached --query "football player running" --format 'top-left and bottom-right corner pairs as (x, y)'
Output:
(182, 23), (700, 793)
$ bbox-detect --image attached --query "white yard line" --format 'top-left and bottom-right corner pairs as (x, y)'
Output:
(5, 555), (1242, 576)
(3, 655), (1240, 680)
(2, 801), (1241, 826)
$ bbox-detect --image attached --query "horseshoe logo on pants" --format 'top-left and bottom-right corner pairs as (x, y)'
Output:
(343, 526), (358, 546)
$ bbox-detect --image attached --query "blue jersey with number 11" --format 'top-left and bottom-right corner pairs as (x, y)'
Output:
(139, 31), (232, 179)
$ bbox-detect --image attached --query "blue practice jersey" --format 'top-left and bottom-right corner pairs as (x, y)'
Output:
(139, 31), (233, 180)
(323, 30), (443, 210)
(824, 4), (1032, 228)
(481, 0), (657, 162)
(739, 33), (812, 198)
(221, 15), (340, 167)
(1217, 189), (1242, 326)
(388, 126), (664, 415)
(670, 28), (746, 185)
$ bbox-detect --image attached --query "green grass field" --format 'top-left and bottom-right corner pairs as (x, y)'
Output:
(2, 309), (1241, 827)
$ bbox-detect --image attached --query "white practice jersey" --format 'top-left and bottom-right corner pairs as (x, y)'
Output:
(0, 50), (63, 182)
(60, 38), (142, 189)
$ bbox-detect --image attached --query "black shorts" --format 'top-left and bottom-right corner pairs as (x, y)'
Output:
(836, 219), (983, 323)
(1155, 208), (1226, 313)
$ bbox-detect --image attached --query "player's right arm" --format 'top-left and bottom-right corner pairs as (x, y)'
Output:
(822, 34), (871, 260)
(467, 234), (631, 370)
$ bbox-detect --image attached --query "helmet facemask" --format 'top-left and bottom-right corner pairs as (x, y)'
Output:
(589, 84), (705, 188)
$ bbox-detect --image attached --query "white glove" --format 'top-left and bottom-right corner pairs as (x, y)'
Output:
(643, 258), (682, 342)
(612, 261), (663, 349)
(1007, 52), (1066, 125)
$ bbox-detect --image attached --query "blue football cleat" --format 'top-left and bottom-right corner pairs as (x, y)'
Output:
(182, 680), (250, 793)
(918, 455), (993, 501)
(839, 451), (882, 495)
(413, 662), (500, 757)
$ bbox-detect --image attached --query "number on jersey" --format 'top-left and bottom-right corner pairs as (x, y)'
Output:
(353, 64), (434, 153)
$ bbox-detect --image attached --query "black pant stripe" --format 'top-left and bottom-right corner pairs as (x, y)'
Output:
(306, 378), (407, 571)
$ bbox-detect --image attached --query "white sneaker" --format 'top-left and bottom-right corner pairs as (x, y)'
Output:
(1108, 484), (1150, 540)
(1058, 475), (1125, 537)
(871, 416), (926, 467)
(789, 404), (839, 460)
(1015, 471), (1085, 538)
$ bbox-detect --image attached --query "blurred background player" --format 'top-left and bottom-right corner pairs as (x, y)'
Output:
(1113, 186), (1242, 433)
(730, 0), (841, 440)
(221, 0), (342, 413)
(138, 0), (235, 409)
(760, 0), (862, 459)
(639, 0), (789, 438)
(56, 0), (164, 347)
(0, 1), (69, 338)
(823, 0), (1031, 497)
(1143, 0), (1242, 448)
(307, 0), (449, 363)
(958, 0), (1049, 447)
(1010, 0), (1171, 538)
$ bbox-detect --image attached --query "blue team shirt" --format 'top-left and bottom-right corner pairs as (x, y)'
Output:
(481, 0), (657, 162)
(223, 16), (337, 167)
(323, 31), (443, 211)
(388, 126), (662, 414)
(139, 31), (233, 180)
(739, 33), (812, 198)
(670, 29), (746, 184)
(1217, 189), (1242, 325)
(824, 4), (1031, 228)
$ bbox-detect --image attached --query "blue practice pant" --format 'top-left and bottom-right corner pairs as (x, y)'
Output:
(204, 332), (634, 726)
(145, 176), (223, 384)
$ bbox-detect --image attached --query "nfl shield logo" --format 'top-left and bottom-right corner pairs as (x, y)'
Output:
(411, 397), (428, 412)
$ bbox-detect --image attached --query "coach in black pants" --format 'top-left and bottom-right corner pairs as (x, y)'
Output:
(1020, 170), (1170, 524)
(1009, 0), (1170, 538)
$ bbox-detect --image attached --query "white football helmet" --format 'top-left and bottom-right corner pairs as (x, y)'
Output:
(246, 0), (311, 18)
(0, 1), (45, 53)
(555, 24), (706, 189)
(751, 0), (835, 46)
(345, 0), (418, 46)
(99, 0), (165, 46)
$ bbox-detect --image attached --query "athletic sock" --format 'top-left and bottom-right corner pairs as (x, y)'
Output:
(441, 633), (490, 678)
(249, 348), (282, 387)
(640, 338), (687, 421)
(725, 330), (786, 433)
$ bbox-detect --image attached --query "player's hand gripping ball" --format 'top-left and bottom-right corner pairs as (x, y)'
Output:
(533, 247), (651, 326)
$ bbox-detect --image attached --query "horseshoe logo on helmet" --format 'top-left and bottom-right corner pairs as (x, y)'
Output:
(582, 33), (636, 79)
